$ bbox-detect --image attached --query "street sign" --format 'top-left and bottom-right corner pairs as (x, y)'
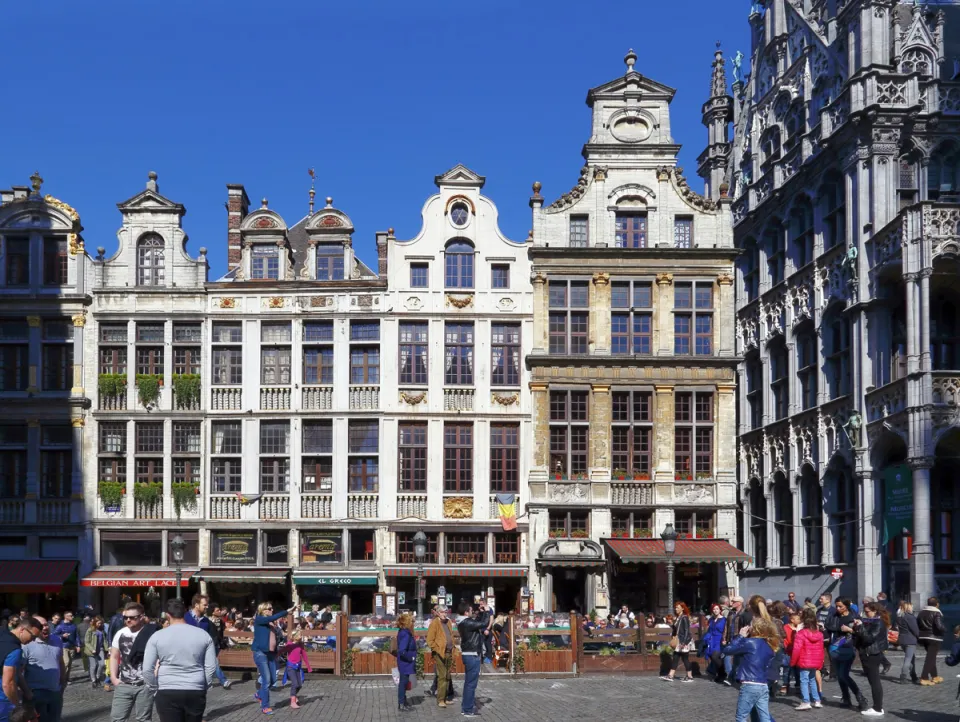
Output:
(830, 568), (843, 580)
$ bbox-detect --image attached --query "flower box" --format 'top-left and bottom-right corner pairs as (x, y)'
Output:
(520, 649), (573, 673)
(632, 471), (651, 480)
(570, 530), (589, 539)
(674, 473), (693, 481)
(632, 528), (653, 539)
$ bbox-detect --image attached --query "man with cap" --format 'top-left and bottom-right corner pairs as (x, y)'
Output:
(426, 605), (456, 708)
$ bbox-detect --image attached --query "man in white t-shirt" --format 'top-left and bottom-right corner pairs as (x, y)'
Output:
(617, 605), (635, 627)
(109, 602), (156, 722)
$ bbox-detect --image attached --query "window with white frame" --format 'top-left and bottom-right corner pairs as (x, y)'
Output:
(611, 281), (652, 355)
(260, 322), (291, 385)
(491, 323), (520, 386)
(569, 216), (589, 247)
(674, 282), (713, 356)
(315, 244), (344, 280)
(674, 391), (713, 480)
(251, 244), (279, 280)
(259, 421), (290, 493)
(549, 390), (589, 477)
(302, 420), (333, 493)
(212, 421), (242, 493)
(348, 420), (379, 492)
(611, 390), (653, 478)
(137, 234), (165, 286)
(444, 322), (474, 385)
(399, 322), (428, 385)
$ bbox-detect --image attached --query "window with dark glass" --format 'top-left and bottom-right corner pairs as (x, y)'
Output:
(398, 423), (427, 492)
(443, 423), (473, 492)
(615, 213), (647, 248)
(790, 201), (814, 269)
(136, 423), (163, 453)
(135, 458), (162, 485)
(303, 321), (333, 343)
(549, 510), (590, 538)
(0, 445), (26, 497)
(611, 281), (653, 355)
(99, 422), (126, 453)
(801, 469), (823, 565)
(43, 238), (68, 285)
(397, 532), (438, 563)
(491, 323), (520, 386)
(98, 458), (125, 486)
(348, 420), (378, 492)
(399, 322), (428, 384)
(749, 479), (767, 565)
(774, 476), (792, 565)
(173, 422), (201, 453)
(494, 534), (520, 563)
(172, 323), (201, 376)
(569, 216), (589, 247)
(259, 422), (290, 493)
(825, 316), (851, 399)
(490, 423), (520, 493)
(42, 320), (73, 391)
(445, 240), (474, 288)
(549, 390), (589, 477)
(611, 390), (653, 477)
(446, 534), (486, 564)
(674, 392), (713, 479)
(611, 511), (653, 538)
(766, 227), (785, 286)
(491, 264), (510, 289)
(674, 511), (715, 539)
(212, 323), (242, 343)
(797, 332), (817, 411)
(831, 472), (856, 563)
(820, 176), (846, 247)
(746, 356), (763, 429)
(410, 263), (428, 288)
(771, 343), (788, 421)
(548, 280), (589, 355)
(674, 282), (713, 356)
(0, 321), (29, 392)
(349, 529), (375, 562)
(5, 238), (29, 286)
(350, 321), (380, 341)
(743, 240), (760, 302)
(350, 347), (379, 384)
(444, 322), (474, 385)
(315, 244), (344, 281)
(303, 347), (333, 384)
(212, 421), (242, 493)
(674, 217), (693, 248)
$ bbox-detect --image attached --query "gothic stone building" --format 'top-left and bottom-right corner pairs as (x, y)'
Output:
(730, 0), (960, 609)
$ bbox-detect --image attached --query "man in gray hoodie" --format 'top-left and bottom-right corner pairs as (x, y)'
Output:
(143, 598), (217, 722)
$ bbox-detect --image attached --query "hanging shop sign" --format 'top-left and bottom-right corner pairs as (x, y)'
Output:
(300, 534), (343, 564)
(211, 532), (257, 565)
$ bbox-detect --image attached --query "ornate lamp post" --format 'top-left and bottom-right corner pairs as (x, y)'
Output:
(171, 532), (186, 601)
(661, 523), (678, 613)
(413, 530), (427, 621)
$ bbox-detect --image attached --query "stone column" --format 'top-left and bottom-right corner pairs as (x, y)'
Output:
(919, 269), (932, 375)
(655, 273), (674, 356)
(654, 385), (674, 484)
(904, 273), (919, 376)
(71, 312), (86, 397)
(791, 483), (803, 567)
(766, 484), (777, 568)
(820, 476), (831, 566)
(909, 458), (935, 606)
(531, 273), (548, 354)
(716, 384), (737, 484)
(25, 420), (39, 525)
(26, 315), (41, 393)
(717, 273), (735, 356)
(857, 471), (882, 603)
(592, 273), (611, 355)
(530, 382), (549, 480)
(591, 384), (611, 481)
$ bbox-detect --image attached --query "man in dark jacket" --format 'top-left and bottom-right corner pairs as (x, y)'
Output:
(717, 596), (751, 685)
(457, 603), (490, 718)
(917, 596), (945, 684)
(816, 593), (835, 679)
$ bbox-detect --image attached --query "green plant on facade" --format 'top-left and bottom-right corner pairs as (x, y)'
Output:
(97, 374), (127, 398)
(341, 647), (355, 676)
(415, 648), (426, 679)
(98, 481), (124, 509)
(171, 482), (198, 519)
(134, 481), (163, 507)
(136, 374), (163, 407)
(172, 374), (201, 409)
(588, 609), (597, 622)
(599, 646), (618, 656)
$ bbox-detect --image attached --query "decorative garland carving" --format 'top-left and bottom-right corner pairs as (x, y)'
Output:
(71, 312), (87, 327)
(445, 294), (474, 309)
(657, 167), (718, 212)
(67, 233), (83, 256)
(492, 392), (519, 406)
(400, 391), (426, 405)
(443, 497), (474, 519)
(43, 195), (79, 221)
(217, 298), (237, 309)
(546, 165), (591, 210)
(267, 296), (285, 309)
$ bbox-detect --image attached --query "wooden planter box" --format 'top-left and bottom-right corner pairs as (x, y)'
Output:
(310, 650), (337, 671)
(520, 649), (573, 673)
(218, 649), (257, 669)
(421, 650), (464, 675)
(351, 651), (395, 675)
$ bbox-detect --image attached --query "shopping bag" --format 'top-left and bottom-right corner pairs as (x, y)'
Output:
(391, 667), (400, 686)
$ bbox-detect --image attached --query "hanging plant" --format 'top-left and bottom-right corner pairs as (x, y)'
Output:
(172, 374), (201, 409)
(98, 481), (124, 509)
(136, 374), (162, 407)
(98, 374), (127, 398)
(134, 481), (163, 507)
(171, 482), (198, 519)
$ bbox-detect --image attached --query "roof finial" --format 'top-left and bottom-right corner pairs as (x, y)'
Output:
(29, 171), (43, 195)
(325, 196), (333, 208)
(261, 197), (268, 209)
(711, 42), (728, 97)
(146, 170), (158, 192)
(624, 49), (637, 73)
(308, 168), (316, 215)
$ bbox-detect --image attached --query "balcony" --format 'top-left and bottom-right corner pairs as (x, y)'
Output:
(444, 388), (474, 411)
(259, 494), (289, 520)
(398, 494), (427, 519)
(135, 499), (162, 520)
(489, 495), (519, 520)
(99, 393), (127, 411)
(865, 378), (907, 423)
(349, 386), (379, 411)
(172, 376), (202, 411)
(260, 387), (291, 411)
(0, 500), (24, 523)
(211, 388), (242, 411)
(302, 386), (333, 410)
(210, 495), (240, 520)
(301, 494), (332, 519)
(37, 499), (72, 524)
(932, 373), (960, 407)
(610, 483), (655, 506)
(348, 494), (378, 518)
(97, 496), (126, 520)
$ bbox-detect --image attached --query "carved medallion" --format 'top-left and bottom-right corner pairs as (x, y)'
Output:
(443, 497), (474, 519)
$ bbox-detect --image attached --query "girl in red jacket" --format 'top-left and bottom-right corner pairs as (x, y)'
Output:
(791, 609), (826, 710)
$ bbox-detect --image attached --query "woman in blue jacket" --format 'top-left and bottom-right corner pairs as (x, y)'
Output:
(396, 613), (418, 712)
(722, 618), (780, 722)
(701, 603), (726, 678)
(252, 601), (297, 715)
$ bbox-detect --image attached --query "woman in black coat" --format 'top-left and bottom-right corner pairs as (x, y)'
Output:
(896, 600), (920, 685)
(854, 602), (890, 716)
(826, 598), (867, 710)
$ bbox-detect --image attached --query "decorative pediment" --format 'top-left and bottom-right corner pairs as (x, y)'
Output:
(901, 5), (937, 54)
(116, 189), (184, 216)
(587, 71), (677, 102)
(306, 208), (354, 233)
(241, 209), (287, 232)
(434, 164), (485, 189)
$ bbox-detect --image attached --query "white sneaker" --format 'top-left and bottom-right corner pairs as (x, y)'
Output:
(812, 701), (823, 709)
(861, 710), (884, 717)
(796, 703), (812, 710)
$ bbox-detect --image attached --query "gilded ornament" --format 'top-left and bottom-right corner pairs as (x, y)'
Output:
(43, 195), (80, 221)
(217, 298), (237, 309)
(492, 392), (519, 406)
(71, 417), (85, 428)
(443, 497), (474, 519)
(67, 233), (83, 256)
(400, 391), (427, 405)
(592, 272), (610, 286)
(71, 312), (87, 327)
(655, 273), (674, 286)
(26, 316), (41, 328)
(445, 294), (474, 309)
(717, 273), (735, 286)
(267, 296), (285, 309)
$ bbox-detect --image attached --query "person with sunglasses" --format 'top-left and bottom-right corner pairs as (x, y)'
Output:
(0, 618), (41, 722)
(109, 602), (157, 722)
(252, 601), (297, 716)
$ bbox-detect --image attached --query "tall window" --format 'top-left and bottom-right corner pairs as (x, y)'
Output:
(136, 234), (165, 286)
(303, 321), (334, 384)
(40, 447), (71, 498)
(615, 213), (647, 248)
(820, 176), (846, 249)
(674, 282), (713, 356)
(443, 423), (473, 492)
(927, 146), (960, 201)
(611, 281), (653, 355)
(766, 227), (785, 287)
(931, 296), (960, 371)
(43, 238), (68, 285)
(749, 479), (767, 566)
(398, 423), (427, 492)
(5, 238), (29, 286)
(173, 422), (201, 488)
(0, 321), (29, 392)
(743, 240), (760, 302)
(549, 280), (589, 355)
(797, 330), (818, 410)
(490, 423), (520, 493)
(549, 390), (589, 477)
(260, 323), (291, 385)
(42, 320), (73, 391)
(315, 244), (344, 281)
(831, 470), (856, 563)
(674, 217), (693, 248)
(212, 323), (242, 385)
(675, 392), (713, 480)
(172, 324), (201, 376)
(746, 356), (763, 429)
(399, 322), (428, 384)
(569, 216), (589, 247)
(611, 390), (653, 477)
(251, 244), (279, 280)
(491, 324), (520, 386)
(302, 420), (332, 492)
(410, 263), (428, 288)
(790, 200), (814, 269)
(774, 475), (792, 566)
(445, 240), (474, 288)
(444, 323), (474, 385)
(99, 324), (127, 377)
(491, 264), (510, 289)
(0, 426), (27, 497)
(770, 342), (788, 421)
(348, 420), (379, 492)
(259, 421), (290, 493)
(351, 321), (380, 385)
(212, 421), (242, 493)
(825, 315), (851, 399)
(136, 323), (164, 375)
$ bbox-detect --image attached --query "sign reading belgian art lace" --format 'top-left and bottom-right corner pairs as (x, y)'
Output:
(882, 465), (913, 545)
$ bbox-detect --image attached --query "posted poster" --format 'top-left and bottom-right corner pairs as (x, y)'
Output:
(882, 464), (913, 545)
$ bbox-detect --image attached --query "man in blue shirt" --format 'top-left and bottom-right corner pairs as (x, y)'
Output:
(0, 617), (41, 721)
(51, 612), (78, 682)
(185, 594), (231, 689)
(22, 617), (65, 722)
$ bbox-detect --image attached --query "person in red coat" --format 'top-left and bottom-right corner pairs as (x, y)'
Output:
(790, 609), (825, 710)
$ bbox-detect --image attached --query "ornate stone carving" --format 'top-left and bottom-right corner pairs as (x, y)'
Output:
(655, 273), (674, 286)
(676, 484), (714, 504)
(71, 312), (86, 327)
(217, 298), (237, 309)
(443, 497), (473, 519)
(549, 482), (588, 503)
(497, 297), (516, 311)
(492, 392), (519, 406)
(717, 273), (734, 286)
(67, 233), (83, 256)
(592, 272), (610, 286)
(310, 296), (331, 308)
(319, 215), (343, 227)
(547, 165), (591, 210)
(445, 294), (474, 309)
(266, 296), (285, 309)
(400, 391), (426, 406)
(26, 316), (41, 328)
(404, 296), (423, 311)
(254, 217), (276, 229)
(71, 417), (85, 428)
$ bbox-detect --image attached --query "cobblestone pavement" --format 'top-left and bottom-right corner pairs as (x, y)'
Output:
(55, 662), (960, 722)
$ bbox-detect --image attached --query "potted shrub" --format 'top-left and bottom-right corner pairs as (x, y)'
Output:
(696, 472), (712, 480)
(133, 481), (163, 508)
(135, 374), (163, 408)
(633, 528), (653, 539)
(613, 468), (627, 481)
(573, 471), (588, 481)
(570, 529), (589, 539)
(171, 482), (199, 519)
(632, 469), (650, 480)
(171, 373), (201, 409)
(696, 528), (715, 539)
(549, 529), (565, 538)
(554, 470), (564, 480)
(97, 373), (127, 398)
(98, 481), (124, 511)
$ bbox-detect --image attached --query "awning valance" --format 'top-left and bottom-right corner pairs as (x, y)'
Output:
(384, 565), (527, 578)
(293, 572), (378, 586)
(1, 560), (77, 593)
(196, 568), (290, 583)
(81, 569), (193, 588)
(604, 538), (752, 564)
(536, 558), (606, 569)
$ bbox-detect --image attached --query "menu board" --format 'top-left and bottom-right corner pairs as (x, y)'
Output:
(211, 532), (258, 565)
(300, 533), (343, 564)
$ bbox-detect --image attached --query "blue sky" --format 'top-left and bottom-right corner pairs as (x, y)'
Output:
(2, 1), (749, 278)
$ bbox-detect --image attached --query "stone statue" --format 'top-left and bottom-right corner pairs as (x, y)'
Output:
(732, 51), (745, 83)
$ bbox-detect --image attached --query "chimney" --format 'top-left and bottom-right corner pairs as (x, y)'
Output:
(376, 230), (391, 278)
(226, 184), (250, 268)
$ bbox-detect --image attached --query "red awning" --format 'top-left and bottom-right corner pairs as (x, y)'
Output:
(385, 566), (527, 578)
(604, 538), (752, 564)
(0, 560), (77, 593)
(81, 570), (195, 588)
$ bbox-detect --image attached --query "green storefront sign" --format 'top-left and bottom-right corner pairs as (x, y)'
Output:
(882, 464), (913, 545)
(294, 575), (378, 586)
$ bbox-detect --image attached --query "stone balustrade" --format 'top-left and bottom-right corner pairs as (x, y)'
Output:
(0, 500), (24, 524)
(302, 386), (333, 410)
(259, 494), (290, 519)
(211, 387), (242, 411)
(100, 393), (127, 411)
(348, 494), (378, 518)
(610, 482), (655, 506)
(397, 494), (427, 519)
(260, 387), (291, 411)
(444, 388), (474, 411)
(301, 494), (332, 519)
(210, 495), (241, 520)
(349, 386), (379, 410)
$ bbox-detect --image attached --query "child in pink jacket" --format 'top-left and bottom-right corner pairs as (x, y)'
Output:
(282, 631), (313, 710)
(790, 609), (826, 710)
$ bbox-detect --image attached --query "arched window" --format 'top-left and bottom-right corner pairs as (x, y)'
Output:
(761, 127), (782, 168)
(829, 466), (856, 563)
(931, 295), (960, 370)
(137, 234), (165, 286)
(316, 244), (344, 281)
(800, 466), (822, 565)
(749, 478), (768, 567)
(784, 101), (805, 147)
(444, 240), (474, 289)
(897, 157), (919, 207)
(789, 198), (814, 268)
(928, 144), (960, 201)
(818, 173), (845, 251)
(774, 473), (793, 566)
(901, 48), (933, 76)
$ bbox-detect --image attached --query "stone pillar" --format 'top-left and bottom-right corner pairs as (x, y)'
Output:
(591, 384), (611, 480)
(919, 269), (932, 374)
(530, 383), (549, 480)
(26, 315), (41, 392)
(857, 471), (882, 602)
(591, 273), (611, 355)
(655, 273), (674, 356)
(791, 483), (803, 567)
(717, 273), (735, 356)
(904, 273), (919, 376)
(531, 273), (548, 354)
(765, 484), (776, 568)
(909, 458), (935, 606)
(654, 385), (674, 484)
(70, 417), (84, 503)
(25, 420), (39, 525)
(820, 476), (831, 566)
(71, 312), (86, 397)
(716, 384), (737, 483)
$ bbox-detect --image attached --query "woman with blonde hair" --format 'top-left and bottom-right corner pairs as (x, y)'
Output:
(252, 600), (297, 715)
(396, 612), (418, 712)
(897, 600), (920, 685)
(722, 617), (780, 722)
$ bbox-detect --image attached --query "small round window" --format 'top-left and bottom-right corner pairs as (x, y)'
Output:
(450, 202), (470, 227)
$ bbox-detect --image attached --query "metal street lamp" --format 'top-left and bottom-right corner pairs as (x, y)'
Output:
(171, 532), (186, 601)
(413, 530), (427, 621)
(661, 523), (678, 614)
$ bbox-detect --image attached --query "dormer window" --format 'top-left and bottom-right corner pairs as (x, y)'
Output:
(615, 212), (647, 248)
(137, 234), (165, 286)
(315, 244), (344, 281)
(450, 202), (470, 228)
(251, 244), (279, 280)
(445, 240), (474, 289)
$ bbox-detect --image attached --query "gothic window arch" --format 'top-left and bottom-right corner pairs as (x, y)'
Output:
(817, 173), (845, 251)
(765, 225), (785, 287)
(773, 472), (793, 567)
(931, 293), (960, 370)
(928, 143), (960, 201)
(795, 321), (818, 411)
(760, 126), (782, 169)
(444, 239), (474, 289)
(828, 465), (856, 563)
(901, 48), (933, 76)
(748, 478), (768, 567)
(137, 234), (165, 286)
(742, 236), (760, 302)
(784, 101), (805, 148)
(823, 307), (851, 399)
(799, 465), (822, 565)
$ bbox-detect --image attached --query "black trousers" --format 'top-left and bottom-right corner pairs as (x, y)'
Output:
(154, 689), (206, 722)
(861, 654), (884, 712)
(920, 640), (941, 680)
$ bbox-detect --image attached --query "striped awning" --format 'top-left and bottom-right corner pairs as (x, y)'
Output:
(0, 560), (77, 593)
(536, 558), (606, 569)
(384, 565), (527, 578)
(604, 538), (752, 564)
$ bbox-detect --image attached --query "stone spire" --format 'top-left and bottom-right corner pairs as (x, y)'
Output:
(711, 41), (727, 98)
(698, 42), (734, 201)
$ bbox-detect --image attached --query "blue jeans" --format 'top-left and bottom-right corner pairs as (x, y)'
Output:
(398, 672), (410, 706)
(781, 663), (799, 689)
(461, 654), (481, 714)
(0, 699), (14, 722)
(253, 651), (277, 709)
(214, 660), (228, 686)
(725, 653), (739, 679)
(736, 682), (771, 722)
(799, 669), (820, 703)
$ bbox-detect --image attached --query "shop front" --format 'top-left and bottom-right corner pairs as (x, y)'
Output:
(199, 530), (291, 613)
(0, 560), (78, 616)
(384, 565), (527, 615)
(292, 572), (379, 615)
(80, 570), (193, 619)
(535, 539), (606, 614)
(292, 530), (378, 614)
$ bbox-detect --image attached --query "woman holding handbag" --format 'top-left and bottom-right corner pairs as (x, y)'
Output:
(826, 598), (868, 711)
(662, 601), (696, 682)
(396, 613), (418, 712)
(854, 601), (891, 717)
